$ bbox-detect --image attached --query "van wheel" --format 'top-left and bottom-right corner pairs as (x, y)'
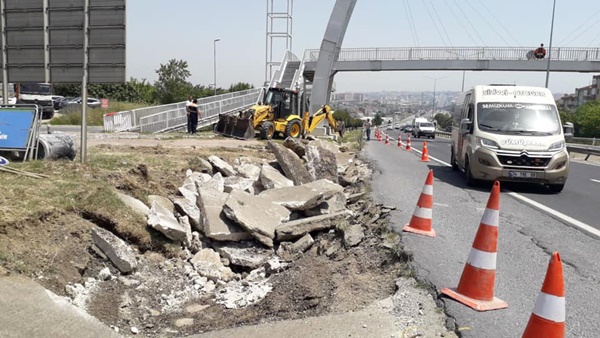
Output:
(465, 158), (477, 187)
(450, 148), (458, 171)
(548, 184), (564, 193)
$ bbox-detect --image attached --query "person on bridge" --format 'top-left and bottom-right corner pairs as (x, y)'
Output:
(185, 96), (193, 133)
(534, 43), (546, 59)
(188, 99), (199, 134)
(364, 119), (371, 141)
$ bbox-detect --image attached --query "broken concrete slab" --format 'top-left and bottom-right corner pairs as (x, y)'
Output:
(304, 192), (347, 217)
(237, 163), (261, 182)
(147, 201), (190, 243)
(276, 234), (314, 261)
(346, 192), (367, 204)
(190, 248), (235, 282)
(195, 157), (214, 174)
(197, 188), (253, 242)
(223, 176), (256, 195)
(305, 145), (338, 183)
(267, 140), (313, 186)
(258, 185), (324, 211)
(276, 211), (350, 241)
(260, 164), (294, 190)
(223, 189), (291, 248)
(303, 179), (344, 200)
(342, 224), (364, 248)
(213, 242), (272, 270)
(115, 192), (149, 216)
(173, 197), (201, 231)
(196, 172), (225, 193)
(283, 137), (307, 158)
(178, 183), (198, 204)
(178, 216), (194, 248)
(148, 195), (174, 213)
(91, 227), (137, 273)
(208, 156), (236, 177)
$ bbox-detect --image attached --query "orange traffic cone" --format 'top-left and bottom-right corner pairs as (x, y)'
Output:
(421, 141), (430, 162)
(403, 169), (435, 237)
(522, 252), (565, 338)
(441, 181), (508, 311)
(385, 133), (390, 145)
(405, 135), (412, 151)
(378, 129), (382, 142)
(397, 133), (402, 148)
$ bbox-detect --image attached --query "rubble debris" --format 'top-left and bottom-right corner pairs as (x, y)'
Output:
(276, 211), (350, 241)
(178, 184), (198, 204)
(342, 224), (365, 248)
(190, 248), (236, 282)
(305, 145), (338, 183)
(208, 155), (236, 177)
(267, 140), (313, 186)
(196, 172), (225, 193)
(347, 192), (367, 204)
(147, 195), (174, 213)
(264, 257), (290, 276)
(91, 227), (137, 273)
(173, 197), (201, 231)
(174, 318), (194, 327)
(222, 189), (291, 248)
(277, 234), (315, 261)
(197, 188), (253, 242)
(147, 200), (191, 244)
(283, 137), (307, 158)
(98, 267), (112, 281)
(223, 176), (256, 195)
(185, 304), (209, 314)
(303, 179), (344, 200)
(213, 241), (272, 270)
(305, 192), (347, 216)
(194, 157), (214, 174)
(260, 163), (294, 190)
(259, 185), (324, 211)
(215, 279), (273, 309)
(237, 163), (261, 182)
(115, 192), (149, 216)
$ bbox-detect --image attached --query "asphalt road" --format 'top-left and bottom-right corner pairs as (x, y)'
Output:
(406, 135), (600, 230)
(365, 135), (600, 338)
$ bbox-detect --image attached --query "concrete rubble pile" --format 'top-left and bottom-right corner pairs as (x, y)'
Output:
(74, 137), (376, 316)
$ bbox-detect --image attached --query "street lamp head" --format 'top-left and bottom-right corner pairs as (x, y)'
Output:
(214, 38), (220, 42)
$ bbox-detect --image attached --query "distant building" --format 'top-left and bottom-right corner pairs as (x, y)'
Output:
(556, 74), (600, 111)
(331, 92), (364, 103)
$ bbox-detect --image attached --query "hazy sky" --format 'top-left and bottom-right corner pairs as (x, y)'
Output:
(127, 0), (600, 94)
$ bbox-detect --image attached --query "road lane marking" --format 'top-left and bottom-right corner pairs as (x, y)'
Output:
(381, 135), (600, 240)
(592, 179), (600, 184)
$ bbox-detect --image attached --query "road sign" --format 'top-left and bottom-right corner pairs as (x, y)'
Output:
(0, 0), (126, 83)
(0, 156), (8, 165)
(101, 98), (108, 108)
(0, 108), (37, 149)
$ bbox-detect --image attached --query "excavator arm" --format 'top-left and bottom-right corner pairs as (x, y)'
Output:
(302, 105), (344, 139)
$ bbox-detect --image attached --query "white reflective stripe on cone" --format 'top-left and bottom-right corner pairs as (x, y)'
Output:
(481, 208), (499, 227)
(533, 292), (566, 322)
(421, 185), (433, 195)
(412, 206), (432, 219)
(466, 248), (497, 270)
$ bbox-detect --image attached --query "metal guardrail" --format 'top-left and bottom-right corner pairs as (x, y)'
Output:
(139, 91), (261, 134)
(303, 47), (600, 62)
(569, 137), (598, 146)
(103, 88), (261, 132)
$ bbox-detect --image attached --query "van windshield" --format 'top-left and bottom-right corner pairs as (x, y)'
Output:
(476, 102), (560, 136)
(420, 122), (434, 128)
(19, 83), (52, 95)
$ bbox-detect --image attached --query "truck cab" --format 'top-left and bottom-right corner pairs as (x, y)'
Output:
(15, 83), (55, 119)
(450, 85), (569, 192)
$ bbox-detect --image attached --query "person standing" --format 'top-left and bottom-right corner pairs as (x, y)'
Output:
(534, 43), (546, 59)
(189, 99), (199, 134)
(185, 96), (193, 133)
(364, 119), (371, 141)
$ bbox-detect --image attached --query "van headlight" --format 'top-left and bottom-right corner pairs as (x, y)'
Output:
(476, 137), (499, 149)
(548, 141), (565, 151)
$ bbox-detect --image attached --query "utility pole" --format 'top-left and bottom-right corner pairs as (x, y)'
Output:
(425, 76), (447, 120)
(213, 38), (220, 96)
(545, 0), (557, 88)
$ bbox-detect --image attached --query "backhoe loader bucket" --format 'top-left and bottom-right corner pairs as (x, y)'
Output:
(214, 114), (255, 140)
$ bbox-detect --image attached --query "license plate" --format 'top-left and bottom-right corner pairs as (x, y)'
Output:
(509, 171), (537, 178)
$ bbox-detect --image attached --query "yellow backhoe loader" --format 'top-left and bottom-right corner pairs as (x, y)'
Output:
(214, 87), (343, 140)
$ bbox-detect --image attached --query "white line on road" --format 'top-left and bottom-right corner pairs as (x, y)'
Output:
(381, 135), (600, 239)
(591, 179), (600, 184)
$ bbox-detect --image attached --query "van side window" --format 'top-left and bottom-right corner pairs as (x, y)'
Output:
(461, 94), (471, 120)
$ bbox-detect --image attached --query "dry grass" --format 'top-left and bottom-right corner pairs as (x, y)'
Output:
(50, 101), (150, 126)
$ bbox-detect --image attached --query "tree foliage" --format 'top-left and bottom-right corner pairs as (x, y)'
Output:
(434, 113), (454, 129)
(154, 59), (193, 104)
(575, 101), (600, 137)
(332, 109), (363, 128)
(372, 112), (383, 127)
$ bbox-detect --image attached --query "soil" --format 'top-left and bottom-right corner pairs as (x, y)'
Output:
(0, 133), (449, 337)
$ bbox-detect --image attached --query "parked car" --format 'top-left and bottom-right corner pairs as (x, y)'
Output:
(59, 97), (101, 109)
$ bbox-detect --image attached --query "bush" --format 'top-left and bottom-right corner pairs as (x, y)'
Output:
(50, 101), (150, 126)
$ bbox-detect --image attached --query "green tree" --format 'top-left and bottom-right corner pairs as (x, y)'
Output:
(434, 113), (454, 129)
(228, 82), (254, 92)
(154, 59), (193, 104)
(372, 112), (383, 127)
(575, 101), (600, 137)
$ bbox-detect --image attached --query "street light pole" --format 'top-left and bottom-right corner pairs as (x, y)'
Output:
(545, 0), (557, 88)
(461, 70), (466, 92)
(425, 76), (447, 120)
(213, 38), (220, 96)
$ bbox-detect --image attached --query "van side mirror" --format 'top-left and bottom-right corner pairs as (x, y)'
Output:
(460, 118), (472, 134)
(563, 122), (574, 141)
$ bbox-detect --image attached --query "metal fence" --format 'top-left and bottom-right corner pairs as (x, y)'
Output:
(103, 88), (261, 132)
(303, 47), (600, 62)
(569, 137), (598, 146)
(139, 91), (261, 134)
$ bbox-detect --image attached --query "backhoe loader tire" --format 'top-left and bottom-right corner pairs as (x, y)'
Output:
(285, 120), (302, 139)
(260, 121), (275, 140)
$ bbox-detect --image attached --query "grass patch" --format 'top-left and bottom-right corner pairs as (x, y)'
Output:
(50, 101), (150, 126)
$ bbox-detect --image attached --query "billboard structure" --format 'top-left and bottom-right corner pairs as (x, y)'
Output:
(0, 105), (41, 161)
(0, 0), (126, 161)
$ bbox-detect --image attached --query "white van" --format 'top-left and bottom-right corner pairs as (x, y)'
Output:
(412, 117), (436, 139)
(450, 85), (569, 192)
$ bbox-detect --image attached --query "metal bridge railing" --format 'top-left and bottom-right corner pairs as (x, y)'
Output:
(303, 47), (600, 62)
(139, 91), (261, 134)
(103, 88), (261, 132)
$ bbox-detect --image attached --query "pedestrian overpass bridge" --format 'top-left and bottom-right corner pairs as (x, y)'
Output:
(103, 46), (600, 134)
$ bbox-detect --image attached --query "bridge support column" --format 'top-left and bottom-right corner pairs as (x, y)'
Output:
(310, 0), (356, 114)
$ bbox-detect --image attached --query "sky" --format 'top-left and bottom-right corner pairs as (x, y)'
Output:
(127, 0), (600, 95)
